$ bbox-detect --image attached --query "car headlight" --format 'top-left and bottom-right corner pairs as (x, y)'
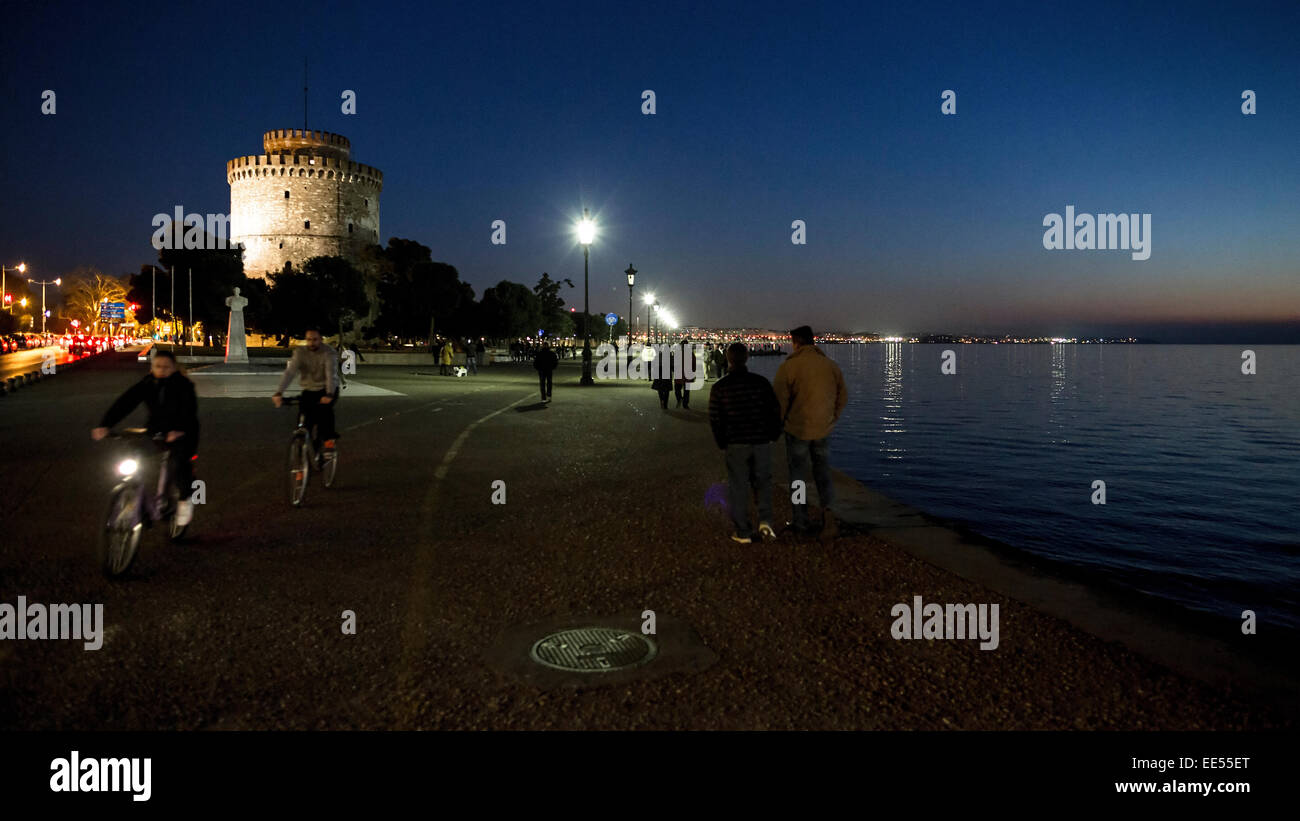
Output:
(116, 459), (139, 477)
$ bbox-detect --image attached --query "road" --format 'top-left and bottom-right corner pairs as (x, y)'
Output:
(0, 345), (87, 382)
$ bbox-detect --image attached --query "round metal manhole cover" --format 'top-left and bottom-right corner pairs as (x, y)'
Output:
(529, 627), (658, 672)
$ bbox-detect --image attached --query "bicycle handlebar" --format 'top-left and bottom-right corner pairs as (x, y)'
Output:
(105, 429), (169, 446)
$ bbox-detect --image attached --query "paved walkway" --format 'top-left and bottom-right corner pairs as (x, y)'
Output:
(0, 353), (1293, 729)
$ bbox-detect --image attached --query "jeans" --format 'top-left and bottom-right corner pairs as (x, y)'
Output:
(467, 355), (477, 374)
(785, 433), (833, 528)
(725, 443), (773, 538)
(166, 434), (198, 501)
(300, 389), (339, 443)
(538, 371), (553, 399)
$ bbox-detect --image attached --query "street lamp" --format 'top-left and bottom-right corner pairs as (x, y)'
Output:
(2, 262), (25, 313)
(29, 275), (60, 335)
(651, 300), (660, 345)
(577, 209), (596, 385)
(625, 264), (636, 350)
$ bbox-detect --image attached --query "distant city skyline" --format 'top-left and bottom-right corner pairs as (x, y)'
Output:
(2, 0), (1297, 342)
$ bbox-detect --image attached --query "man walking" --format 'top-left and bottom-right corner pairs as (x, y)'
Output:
(709, 342), (783, 544)
(674, 337), (697, 409)
(534, 340), (558, 402)
(773, 325), (847, 541)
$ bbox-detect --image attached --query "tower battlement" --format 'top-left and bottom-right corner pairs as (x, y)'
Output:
(226, 154), (383, 189)
(263, 128), (351, 159)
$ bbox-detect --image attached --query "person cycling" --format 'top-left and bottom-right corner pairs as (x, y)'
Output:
(271, 328), (340, 453)
(91, 349), (199, 527)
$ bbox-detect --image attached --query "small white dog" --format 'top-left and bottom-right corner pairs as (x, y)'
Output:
(453, 366), (468, 377)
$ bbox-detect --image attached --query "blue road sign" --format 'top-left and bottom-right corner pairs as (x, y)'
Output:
(604, 313), (618, 326)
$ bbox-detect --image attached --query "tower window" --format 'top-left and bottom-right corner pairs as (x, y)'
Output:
(348, 223), (354, 234)
(279, 242), (283, 248)
(304, 220), (310, 229)
(285, 191), (290, 199)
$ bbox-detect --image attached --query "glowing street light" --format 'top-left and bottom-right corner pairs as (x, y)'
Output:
(576, 208), (596, 385)
(2, 262), (25, 314)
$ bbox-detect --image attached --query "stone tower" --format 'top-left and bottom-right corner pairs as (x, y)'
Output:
(227, 129), (383, 278)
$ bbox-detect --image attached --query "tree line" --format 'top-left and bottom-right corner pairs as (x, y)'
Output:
(13, 236), (630, 345)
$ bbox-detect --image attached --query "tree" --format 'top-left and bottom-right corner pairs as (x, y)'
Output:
(370, 238), (476, 342)
(265, 256), (368, 341)
(125, 265), (164, 326)
(479, 281), (541, 341)
(534, 272), (575, 338)
(156, 242), (245, 334)
(63, 268), (129, 331)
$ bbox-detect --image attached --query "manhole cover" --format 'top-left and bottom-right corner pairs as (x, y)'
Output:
(529, 627), (658, 672)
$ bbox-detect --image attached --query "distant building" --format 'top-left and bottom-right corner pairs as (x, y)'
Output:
(227, 129), (383, 277)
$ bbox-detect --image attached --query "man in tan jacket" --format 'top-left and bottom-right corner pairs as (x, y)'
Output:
(272, 328), (341, 452)
(773, 325), (847, 540)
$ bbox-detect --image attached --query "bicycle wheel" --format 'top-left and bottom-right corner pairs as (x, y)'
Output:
(101, 484), (144, 577)
(288, 432), (310, 506)
(321, 443), (338, 488)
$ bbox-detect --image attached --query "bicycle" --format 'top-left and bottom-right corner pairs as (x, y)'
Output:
(282, 396), (338, 507)
(100, 428), (189, 577)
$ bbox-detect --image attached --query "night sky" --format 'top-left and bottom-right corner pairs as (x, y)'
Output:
(2, 0), (1298, 341)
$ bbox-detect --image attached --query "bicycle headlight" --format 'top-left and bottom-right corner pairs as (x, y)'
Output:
(116, 458), (139, 477)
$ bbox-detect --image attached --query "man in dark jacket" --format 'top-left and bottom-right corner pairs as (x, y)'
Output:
(533, 341), (559, 402)
(91, 349), (200, 525)
(708, 342), (782, 543)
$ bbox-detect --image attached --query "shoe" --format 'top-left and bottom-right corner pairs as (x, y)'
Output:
(758, 522), (777, 541)
(175, 500), (194, 526)
(730, 533), (753, 544)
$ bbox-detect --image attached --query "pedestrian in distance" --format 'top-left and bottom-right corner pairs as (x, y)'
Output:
(464, 338), (478, 375)
(534, 341), (558, 402)
(709, 343), (783, 544)
(674, 338), (698, 409)
(439, 339), (454, 376)
(773, 325), (848, 541)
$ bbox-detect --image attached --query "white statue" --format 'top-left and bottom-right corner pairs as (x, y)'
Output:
(225, 287), (249, 363)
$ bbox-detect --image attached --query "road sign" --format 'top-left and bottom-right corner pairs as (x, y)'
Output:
(604, 313), (618, 326)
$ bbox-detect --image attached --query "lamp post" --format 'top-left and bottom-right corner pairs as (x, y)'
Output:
(577, 209), (596, 385)
(651, 300), (660, 345)
(29, 276), (61, 335)
(642, 293), (655, 346)
(625, 264), (636, 349)
(2, 262), (25, 313)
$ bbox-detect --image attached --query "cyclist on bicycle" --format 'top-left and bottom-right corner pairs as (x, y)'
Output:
(91, 349), (200, 526)
(271, 327), (340, 453)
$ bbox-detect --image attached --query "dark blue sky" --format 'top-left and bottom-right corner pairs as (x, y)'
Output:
(2, 0), (1298, 340)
